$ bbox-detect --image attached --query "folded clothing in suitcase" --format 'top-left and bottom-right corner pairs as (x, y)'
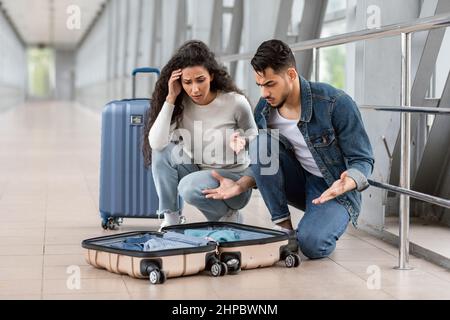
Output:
(163, 222), (301, 274)
(82, 231), (220, 284)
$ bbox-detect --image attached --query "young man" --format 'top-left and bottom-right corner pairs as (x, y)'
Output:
(204, 39), (374, 259)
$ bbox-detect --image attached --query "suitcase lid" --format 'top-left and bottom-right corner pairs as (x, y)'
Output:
(81, 231), (217, 258)
(162, 222), (291, 248)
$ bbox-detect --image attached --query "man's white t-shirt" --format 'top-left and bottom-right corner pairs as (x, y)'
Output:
(268, 109), (323, 177)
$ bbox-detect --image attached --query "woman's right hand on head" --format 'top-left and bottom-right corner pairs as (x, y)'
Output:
(166, 69), (183, 105)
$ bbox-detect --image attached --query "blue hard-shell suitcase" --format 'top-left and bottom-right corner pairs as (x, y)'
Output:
(99, 67), (162, 230)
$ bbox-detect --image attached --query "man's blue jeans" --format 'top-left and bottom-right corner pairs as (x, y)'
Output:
(250, 133), (350, 259)
(152, 142), (252, 221)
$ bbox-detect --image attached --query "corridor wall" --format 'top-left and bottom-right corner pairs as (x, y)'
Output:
(0, 8), (26, 111)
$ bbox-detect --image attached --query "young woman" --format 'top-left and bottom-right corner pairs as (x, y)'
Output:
(143, 40), (257, 229)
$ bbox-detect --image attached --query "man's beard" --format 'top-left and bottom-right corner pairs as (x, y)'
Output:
(270, 92), (289, 109)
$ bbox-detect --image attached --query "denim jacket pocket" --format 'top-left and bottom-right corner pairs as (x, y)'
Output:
(310, 129), (336, 147)
(310, 130), (343, 166)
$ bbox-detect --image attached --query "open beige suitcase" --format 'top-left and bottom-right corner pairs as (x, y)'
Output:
(82, 222), (301, 284)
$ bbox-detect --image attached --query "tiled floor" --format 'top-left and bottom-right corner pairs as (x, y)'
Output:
(385, 217), (450, 261)
(1, 101), (450, 300)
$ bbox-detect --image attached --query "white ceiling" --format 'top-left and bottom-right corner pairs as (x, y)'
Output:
(0, 0), (107, 49)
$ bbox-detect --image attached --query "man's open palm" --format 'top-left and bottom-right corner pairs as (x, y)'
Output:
(312, 171), (356, 205)
(202, 171), (243, 200)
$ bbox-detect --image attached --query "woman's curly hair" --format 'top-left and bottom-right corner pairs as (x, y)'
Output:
(142, 40), (244, 167)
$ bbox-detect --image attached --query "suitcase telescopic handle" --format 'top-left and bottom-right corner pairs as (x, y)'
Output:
(132, 67), (161, 99)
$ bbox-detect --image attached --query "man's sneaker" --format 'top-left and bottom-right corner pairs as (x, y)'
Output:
(219, 209), (243, 224)
(273, 224), (297, 237)
(158, 211), (186, 232)
(273, 225), (299, 252)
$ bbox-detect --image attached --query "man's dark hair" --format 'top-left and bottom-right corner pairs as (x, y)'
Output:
(251, 39), (296, 74)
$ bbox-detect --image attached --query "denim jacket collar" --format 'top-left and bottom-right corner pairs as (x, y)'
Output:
(299, 75), (313, 123)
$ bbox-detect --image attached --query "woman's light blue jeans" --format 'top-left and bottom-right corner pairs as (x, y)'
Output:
(152, 142), (252, 221)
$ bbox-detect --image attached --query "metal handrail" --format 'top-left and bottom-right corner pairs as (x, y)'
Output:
(219, 12), (450, 62)
(360, 105), (450, 114)
(368, 180), (450, 209)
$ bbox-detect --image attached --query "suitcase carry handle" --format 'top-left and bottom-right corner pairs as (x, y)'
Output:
(132, 67), (161, 77)
(132, 67), (161, 99)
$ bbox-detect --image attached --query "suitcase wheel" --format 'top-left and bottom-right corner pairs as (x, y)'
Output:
(220, 262), (228, 276)
(225, 258), (240, 274)
(146, 263), (166, 284)
(210, 262), (227, 277)
(101, 217), (123, 230)
(222, 255), (241, 275)
(285, 253), (301, 268)
(148, 268), (166, 284)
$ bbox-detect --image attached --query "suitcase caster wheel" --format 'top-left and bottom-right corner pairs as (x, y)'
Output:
(223, 257), (241, 274)
(285, 253), (301, 268)
(104, 217), (119, 230)
(210, 262), (223, 277)
(149, 269), (165, 284)
(220, 262), (228, 276)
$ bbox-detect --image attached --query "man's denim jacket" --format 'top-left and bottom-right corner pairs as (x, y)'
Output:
(253, 76), (374, 226)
